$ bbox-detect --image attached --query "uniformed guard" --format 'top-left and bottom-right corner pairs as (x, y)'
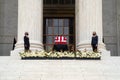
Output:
(24, 32), (30, 52)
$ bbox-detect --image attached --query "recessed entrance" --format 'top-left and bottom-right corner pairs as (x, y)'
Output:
(43, 18), (75, 51)
(43, 0), (75, 51)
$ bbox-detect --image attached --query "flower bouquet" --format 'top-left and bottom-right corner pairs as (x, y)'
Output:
(19, 50), (101, 60)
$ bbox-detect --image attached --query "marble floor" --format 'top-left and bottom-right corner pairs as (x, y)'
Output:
(0, 51), (120, 80)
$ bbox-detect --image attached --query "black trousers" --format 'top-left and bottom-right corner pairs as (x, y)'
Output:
(24, 45), (30, 52)
(53, 44), (68, 52)
(92, 44), (97, 52)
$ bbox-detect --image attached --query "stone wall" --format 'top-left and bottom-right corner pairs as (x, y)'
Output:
(0, 0), (18, 56)
(103, 0), (118, 56)
(117, 0), (120, 56)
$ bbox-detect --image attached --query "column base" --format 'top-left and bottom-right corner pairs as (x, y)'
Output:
(15, 41), (44, 52)
(76, 42), (106, 51)
(11, 42), (44, 59)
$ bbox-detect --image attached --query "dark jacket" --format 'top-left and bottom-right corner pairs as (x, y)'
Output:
(12, 37), (17, 50)
(91, 36), (98, 45)
(24, 36), (30, 49)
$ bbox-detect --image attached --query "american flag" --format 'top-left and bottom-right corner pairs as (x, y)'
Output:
(54, 36), (67, 44)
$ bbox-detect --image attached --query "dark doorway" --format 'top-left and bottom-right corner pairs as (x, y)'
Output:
(43, 18), (75, 51)
(43, 0), (75, 51)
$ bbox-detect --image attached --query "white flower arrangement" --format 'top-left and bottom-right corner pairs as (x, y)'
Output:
(19, 50), (101, 59)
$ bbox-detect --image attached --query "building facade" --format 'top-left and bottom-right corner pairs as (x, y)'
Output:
(0, 0), (120, 56)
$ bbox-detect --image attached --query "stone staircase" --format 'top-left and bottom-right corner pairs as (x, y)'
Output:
(0, 50), (120, 80)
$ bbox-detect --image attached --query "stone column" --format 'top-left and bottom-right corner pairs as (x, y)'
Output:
(76, 0), (105, 50)
(15, 0), (43, 51)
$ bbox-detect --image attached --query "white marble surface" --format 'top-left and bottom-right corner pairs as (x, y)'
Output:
(76, 0), (105, 50)
(16, 0), (43, 51)
(0, 52), (120, 80)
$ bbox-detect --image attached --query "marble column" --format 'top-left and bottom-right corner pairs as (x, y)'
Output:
(15, 0), (43, 51)
(76, 0), (105, 50)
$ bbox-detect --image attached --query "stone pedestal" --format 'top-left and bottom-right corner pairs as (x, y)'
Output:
(76, 0), (105, 51)
(15, 0), (43, 52)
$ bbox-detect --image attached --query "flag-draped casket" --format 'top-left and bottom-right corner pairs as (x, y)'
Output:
(53, 36), (68, 51)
